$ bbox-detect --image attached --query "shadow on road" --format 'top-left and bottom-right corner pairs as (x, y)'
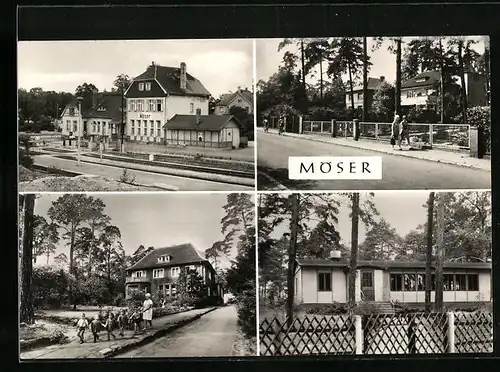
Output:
(257, 166), (316, 190)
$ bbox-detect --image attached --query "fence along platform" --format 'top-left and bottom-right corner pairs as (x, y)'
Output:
(259, 311), (492, 356)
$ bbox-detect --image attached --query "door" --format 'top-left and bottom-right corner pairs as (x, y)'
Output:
(361, 270), (375, 301)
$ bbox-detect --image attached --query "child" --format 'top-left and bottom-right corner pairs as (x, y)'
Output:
(117, 309), (129, 337)
(90, 314), (103, 343)
(130, 307), (143, 334)
(76, 313), (89, 344)
(103, 312), (117, 341)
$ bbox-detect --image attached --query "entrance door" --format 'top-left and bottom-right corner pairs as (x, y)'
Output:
(361, 270), (375, 301)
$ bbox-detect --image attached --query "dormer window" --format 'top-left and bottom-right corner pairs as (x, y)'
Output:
(415, 78), (427, 83)
(158, 255), (171, 263)
(97, 107), (106, 112)
(145, 82), (151, 91)
(69, 107), (75, 116)
(139, 83), (144, 91)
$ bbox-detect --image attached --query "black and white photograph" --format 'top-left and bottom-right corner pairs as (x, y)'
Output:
(19, 193), (256, 358)
(256, 36), (491, 190)
(18, 39), (255, 192)
(258, 191), (492, 355)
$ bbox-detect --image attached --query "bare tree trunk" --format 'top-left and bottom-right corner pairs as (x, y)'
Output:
(348, 62), (355, 118)
(434, 193), (445, 312)
(286, 194), (299, 327)
(88, 223), (95, 277)
(319, 55), (323, 100)
(69, 224), (77, 310)
(458, 40), (468, 124)
(425, 192), (435, 312)
(439, 39), (445, 123)
(395, 38), (402, 116)
(362, 37), (368, 121)
(300, 40), (307, 115)
(20, 194), (35, 325)
(348, 193), (360, 308)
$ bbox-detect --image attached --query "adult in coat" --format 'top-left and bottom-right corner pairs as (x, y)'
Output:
(142, 293), (153, 331)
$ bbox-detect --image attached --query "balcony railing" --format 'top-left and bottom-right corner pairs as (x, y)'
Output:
(125, 276), (151, 284)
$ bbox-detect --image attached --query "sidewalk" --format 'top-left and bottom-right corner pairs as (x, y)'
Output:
(259, 128), (491, 171)
(21, 307), (217, 359)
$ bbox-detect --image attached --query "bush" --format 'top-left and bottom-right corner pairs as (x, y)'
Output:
(305, 302), (348, 315)
(236, 280), (256, 337)
(460, 106), (491, 153)
(354, 302), (381, 315)
(126, 289), (146, 308)
(32, 267), (71, 309)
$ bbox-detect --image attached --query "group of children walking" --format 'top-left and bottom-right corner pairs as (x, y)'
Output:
(76, 306), (147, 344)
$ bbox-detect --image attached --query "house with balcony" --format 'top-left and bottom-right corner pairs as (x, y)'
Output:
(294, 251), (491, 308)
(215, 86), (254, 115)
(125, 243), (223, 305)
(401, 70), (488, 111)
(125, 61), (211, 144)
(344, 76), (385, 110)
(59, 89), (123, 142)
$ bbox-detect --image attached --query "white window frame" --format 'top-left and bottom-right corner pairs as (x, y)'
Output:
(156, 120), (161, 137)
(158, 255), (171, 263)
(139, 83), (144, 91)
(145, 82), (151, 91)
(133, 270), (146, 278)
(156, 99), (163, 112)
(153, 268), (165, 278)
(131, 100), (136, 112)
(171, 267), (180, 278)
(137, 100), (144, 112)
(149, 100), (156, 112)
(190, 103), (194, 113)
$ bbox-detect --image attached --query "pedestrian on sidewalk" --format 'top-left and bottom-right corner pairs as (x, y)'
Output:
(90, 314), (103, 343)
(391, 114), (401, 150)
(117, 309), (129, 337)
(130, 307), (143, 334)
(104, 312), (117, 341)
(399, 115), (411, 150)
(142, 293), (154, 331)
(76, 313), (89, 344)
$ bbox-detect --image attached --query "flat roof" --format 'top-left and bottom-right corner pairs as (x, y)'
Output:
(296, 258), (491, 271)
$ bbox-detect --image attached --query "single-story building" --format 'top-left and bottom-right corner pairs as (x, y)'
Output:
(163, 114), (242, 148)
(294, 253), (491, 306)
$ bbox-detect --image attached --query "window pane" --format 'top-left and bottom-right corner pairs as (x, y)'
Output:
(361, 272), (373, 287)
(443, 274), (455, 291)
(318, 273), (331, 291)
(390, 274), (402, 291)
(417, 274), (425, 291)
(404, 274), (416, 291)
(455, 274), (467, 291)
(467, 274), (479, 291)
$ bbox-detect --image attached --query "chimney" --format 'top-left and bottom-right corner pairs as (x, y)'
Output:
(329, 250), (341, 260)
(180, 62), (187, 90)
(237, 86), (241, 93)
(380, 76), (385, 82)
(92, 87), (98, 108)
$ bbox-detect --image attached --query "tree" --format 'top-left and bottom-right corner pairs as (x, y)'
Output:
(75, 83), (98, 97)
(130, 245), (154, 265)
(362, 37), (368, 121)
(209, 96), (221, 114)
(53, 253), (68, 267)
(434, 193), (445, 311)
(113, 74), (131, 92)
(278, 38), (308, 113)
(303, 38), (330, 100)
(371, 81), (396, 121)
(286, 193), (299, 326)
(205, 240), (229, 272)
(32, 215), (59, 264)
(20, 194), (35, 324)
(328, 38), (367, 117)
(348, 193), (360, 308)
(359, 219), (403, 260)
(425, 192), (435, 312)
(229, 106), (253, 139)
(97, 225), (123, 285)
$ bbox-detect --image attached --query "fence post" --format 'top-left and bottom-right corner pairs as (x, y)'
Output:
(429, 124), (434, 149)
(355, 315), (363, 354)
(331, 119), (337, 137)
(299, 116), (303, 134)
(375, 123), (379, 140)
(320, 121), (324, 134)
(353, 119), (360, 141)
(447, 312), (456, 353)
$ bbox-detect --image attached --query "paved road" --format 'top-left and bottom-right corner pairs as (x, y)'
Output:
(32, 155), (253, 191)
(116, 306), (239, 358)
(257, 132), (491, 190)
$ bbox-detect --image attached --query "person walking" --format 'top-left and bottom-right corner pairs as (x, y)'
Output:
(142, 293), (154, 331)
(90, 314), (103, 343)
(263, 118), (269, 132)
(104, 312), (117, 341)
(76, 313), (89, 344)
(399, 115), (411, 150)
(391, 114), (401, 150)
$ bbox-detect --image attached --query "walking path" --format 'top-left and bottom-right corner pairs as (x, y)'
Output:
(260, 128), (491, 171)
(21, 307), (216, 359)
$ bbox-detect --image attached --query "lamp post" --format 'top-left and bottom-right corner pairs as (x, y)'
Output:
(76, 96), (83, 164)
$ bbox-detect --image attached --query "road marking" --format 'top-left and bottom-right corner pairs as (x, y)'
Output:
(258, 171), (288, 190)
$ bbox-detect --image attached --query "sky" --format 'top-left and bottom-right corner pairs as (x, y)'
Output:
(31, 192), (253, 268)
(17, 39), (254, 98)
(264, 191), (432, 247)
(256, 36), (487, 86)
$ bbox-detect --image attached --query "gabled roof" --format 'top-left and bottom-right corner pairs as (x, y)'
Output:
(164, 114), (241, 131)
(296, 258), (492, 271)
(402, 70), (441, 89)
(351, 77), (384, 92)
(132, 64), (211, 97)
(218, 89), (253, 106)
(62, 92), (123, 123)
(127, 243), (208, 271)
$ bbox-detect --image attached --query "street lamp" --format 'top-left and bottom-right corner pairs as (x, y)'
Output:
(76, 96), (83, 164)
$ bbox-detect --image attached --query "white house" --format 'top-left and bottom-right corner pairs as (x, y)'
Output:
(59, 89), (123, 142)
(344, 77), (384, 111)
(164, 114), (242, 148)
(294, 253), (491, 306)
(125, 61), (211, 143)
(401, 70), (488, 110)
(215, 86), (254, 115)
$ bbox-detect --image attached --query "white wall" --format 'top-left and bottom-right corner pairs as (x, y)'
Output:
(401, 87), (431, 106)
(301, 268), (318, 303)
(220, 121), (241, 147)
(479, 272), (491, 302)
(300, 267), (347, 304)
(374, 269), (384, 301)
(294, 267), (302, 304)
(166, 95), (209, 118)
(227, 94), (253, 114)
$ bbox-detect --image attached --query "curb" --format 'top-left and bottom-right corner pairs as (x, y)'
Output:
(102, 307), (218, 358)
(260, 130), (490, 172)
(258, 171), (288, 191)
